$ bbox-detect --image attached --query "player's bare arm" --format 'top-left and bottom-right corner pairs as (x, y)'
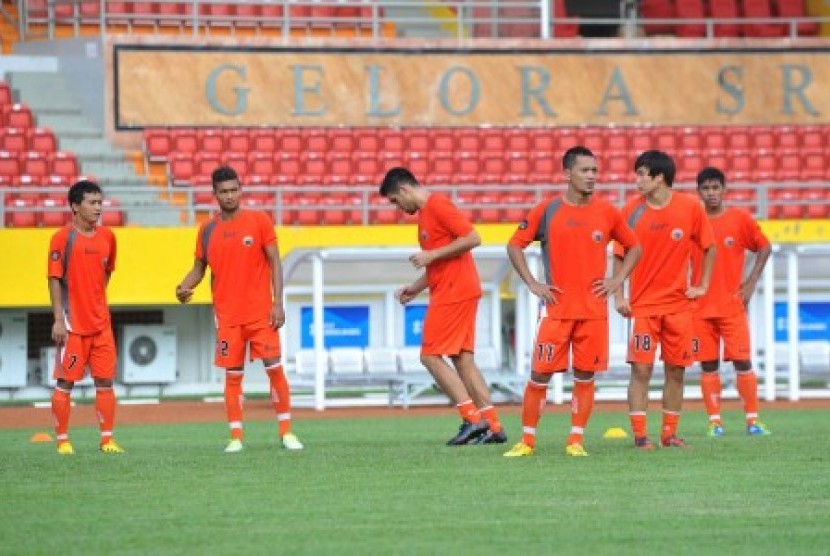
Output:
(611, 254), (632, 317)
(409, 230), (481, 270)
(265, 243), (286, 329)
(593, 244), (642, 298)
(395, 274), (428, 305)
(48, 277), (67, 344)
(176, 258), (207, 303)
(687, 244), (717, 299)
(506, 243), (560, 304)
(739, 244), (772, 306)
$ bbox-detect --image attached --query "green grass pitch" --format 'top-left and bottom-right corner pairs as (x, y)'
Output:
(1, 408), (828, 555)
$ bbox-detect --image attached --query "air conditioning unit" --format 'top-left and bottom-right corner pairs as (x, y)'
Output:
(40, 346), (93, 387)
(0, 312), (27, 388)
(120, 325), (177, 384)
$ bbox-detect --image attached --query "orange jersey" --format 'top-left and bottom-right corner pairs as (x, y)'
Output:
(195, 210), (276, 326)
(691, 207), (769, 318)
(510, 195), (638, 320)
(616, 192), (715, 317)
(418, 193), (482, 305)
(47, 225), (116, 335)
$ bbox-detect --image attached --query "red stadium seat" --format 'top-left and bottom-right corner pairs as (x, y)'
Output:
(709, 0), (741, 37)
(550, 0), (579, 37)
(0, 151), (21, 177)
(332, 129), (359, 153)
(0, 81), (12, 106)
(101, 198), (125, 226)
(51, 152), (79, 180)
(304, 129), (329, 153)
(0, 128), (28, 152)
(776, 0), (819, 36)
(251, 129), (278, 153)
(675, 0), (706, 37)
(198, 129), (225, 154)
(171, 129), (198, 154)
(742, 0), (785, 37)
(5, 198), (37, 227)
(169, 153), (196, 186)
(39, 197), (69, 227)
(144, 129), (172, 161)
(224, 129), (251, 153)
(640, 0), (675, 35)
(22, 152), (50, 178)
(5, 104), (34, 128)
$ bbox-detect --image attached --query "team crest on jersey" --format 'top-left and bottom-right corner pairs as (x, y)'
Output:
(420, 231), (428, 241)
(724, 236), (735, 247)
(591, 230), (604, 243)
(671, 228), (684, 241)
(242, 235), (254, 247)
(518, 220), (528, 230)
(102, 257), (109, 268)
(50, 250), (60, 261)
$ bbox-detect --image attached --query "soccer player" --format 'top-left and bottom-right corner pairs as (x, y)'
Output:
(614, 150), (716, 450)
(503, 146), (641, 458)
(693, 167), (772, 437)
(176, 166), (303, 453)
(380, 167), (506, 445)
(48, 180), (123, 455)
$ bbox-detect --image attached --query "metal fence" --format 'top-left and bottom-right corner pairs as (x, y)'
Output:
(15, 0), (830, 42)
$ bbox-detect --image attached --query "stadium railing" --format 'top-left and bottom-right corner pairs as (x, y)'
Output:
(2, 181), (829, 227)
(13, 0), (830, 42)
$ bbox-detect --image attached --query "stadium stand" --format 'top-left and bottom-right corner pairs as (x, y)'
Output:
(0, 79), (126, 227)
(131, 124), (830, 224)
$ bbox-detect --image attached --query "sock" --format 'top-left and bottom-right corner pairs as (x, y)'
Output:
(700, 372), (722, 424)
(456, 399), (481, 424)
(736, 370), (760, 425)
(521, 381), (547, 448)
(266, 364), (292, 436)
(661, 410), (680, 440)
(567, 378), (595, 446)
(51, 387), (71, 445)
(225, 370), (244, 440)
(95, 386), (116, 445)
(629, 411), (648, 439)
(479, 405), (503, 433)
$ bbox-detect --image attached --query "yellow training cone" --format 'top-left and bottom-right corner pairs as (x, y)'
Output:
(603, 427), (629, 439)
(30, 432), (53, 443)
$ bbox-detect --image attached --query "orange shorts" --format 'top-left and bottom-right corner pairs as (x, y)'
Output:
(54, 327), (117, 383)
(215, 318), (281, 368)
(421, 298), (477, 356)
(628, 312), (695, 367)
(532, 315), (608, 374)
(693, 313), (751, 362)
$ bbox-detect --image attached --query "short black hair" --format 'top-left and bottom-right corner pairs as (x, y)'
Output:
(379, 167), (418, 197)
(68, 179), (102, 208)
(562, 146), (595, 170)
(634, 150), (676, 187)
(696, 166), (726, 188)
(211, 165), (240, 191)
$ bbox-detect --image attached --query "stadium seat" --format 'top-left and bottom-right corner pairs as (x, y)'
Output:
(675, 0), (706, 37)
(198, 129), (225, 154)
(101, 198), (125, 226)
(0, 81), (12, 106)
(0, 128), (28, 152)
(709, 0), (741, 36)
(640, 0), (675, 35)
(742, 0), (785, 37)
(5, 104), (34, 128)
(4, 198), (37, 227)
(550, 0), (579, 37)
(39, 197), (69, 227)
(252, 129), (278, 152)
(364, 347), (399, 375)
(776, 0), (819, 36)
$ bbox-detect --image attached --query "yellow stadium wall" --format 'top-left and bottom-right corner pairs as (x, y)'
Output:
(1, 221), (828, 308)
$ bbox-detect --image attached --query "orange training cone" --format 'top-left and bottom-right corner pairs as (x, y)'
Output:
(30, 432), (53, 443)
